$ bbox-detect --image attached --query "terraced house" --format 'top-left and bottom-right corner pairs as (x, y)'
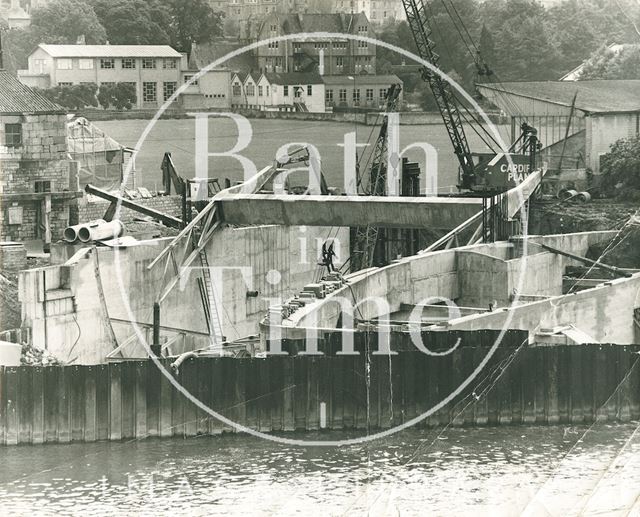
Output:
(18, 44), (185, 109)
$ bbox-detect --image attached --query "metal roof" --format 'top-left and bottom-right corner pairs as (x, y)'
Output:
(38, 44), (182, 58)
(478, 80), (640, 114)
(0, 70), (64, 114)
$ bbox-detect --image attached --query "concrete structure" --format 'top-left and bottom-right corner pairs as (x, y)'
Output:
(253, 12), (376, 75)
(0, 70), (79, 246)
(180, 68), (232, 110)
(478, 80), (640, 175)
(216, 193), (483, 228)
(18, 44), (184, 109)
(269, 231), (640, 345)
(19, 223), (348, 364)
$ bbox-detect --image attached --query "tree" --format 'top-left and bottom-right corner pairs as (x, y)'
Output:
(90, 0), (172, 45)
(36, 84), (99, 110)
(30, 0), (106, 44)
(579, 44), (640, 79)
(599, 135), (640, 199)
(478, 24), (496, 71)
(97, 82), (137, 110)
(579, 44), (618, 79)
(168, 0), (223, 53)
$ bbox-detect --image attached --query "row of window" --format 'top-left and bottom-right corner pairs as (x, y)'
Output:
(55, 57), (178, 70)
(325, 88), (388, 103)
(290, 41), (350, 51)
(232, 83), (314, 97)
(54, 81), (178, 103)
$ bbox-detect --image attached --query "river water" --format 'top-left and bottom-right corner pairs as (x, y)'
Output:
(95, 118), (510, 193)
(2, 423), (640, 516)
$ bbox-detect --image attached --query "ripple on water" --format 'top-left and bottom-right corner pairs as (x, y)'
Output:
(0, 424), (639, 516)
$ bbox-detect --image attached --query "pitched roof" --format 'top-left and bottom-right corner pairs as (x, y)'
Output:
(321, 74), (402, 86)
(265, 72), (324, 85)
(478, 80), (640, 114)
(0, 70), (64, 114)
(38, 44), (182, 58)
(189, 41), (256, 74)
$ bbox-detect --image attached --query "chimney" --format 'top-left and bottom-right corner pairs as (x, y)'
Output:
(76, 34), (86, 45)
(0, 30), (4, 70)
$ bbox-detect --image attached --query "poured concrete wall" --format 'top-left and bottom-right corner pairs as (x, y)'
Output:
(284, 231), (616, 334)
(20, 224), (347, 364)
(446, 273), (640, 344)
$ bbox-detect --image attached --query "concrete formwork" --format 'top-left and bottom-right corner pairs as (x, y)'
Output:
(19, 224), (348, 364)
(273, 231), (633, 343)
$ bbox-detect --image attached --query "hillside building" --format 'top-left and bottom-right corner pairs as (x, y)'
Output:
(18, 44), (184, 110)
(0, 70), (80, 250)
(253, 12), (376, 75)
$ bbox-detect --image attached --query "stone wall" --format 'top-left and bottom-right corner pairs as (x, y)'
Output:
(0, 243), (26, 271)
(0, 113), (67, 164)
(1, 197), (71, 242)
(0, 158), (71, 195)
(70, 195), (183, 226)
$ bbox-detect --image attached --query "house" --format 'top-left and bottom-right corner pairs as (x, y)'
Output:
(231, 72), (326, 112)
(477, 80), (640, 180)
(0, 70), (80, 250)
(322, 74), (402, 109)
(266, 72), (325, 112)
(254, 12), (376, 75)
(18, 44), (184, 110)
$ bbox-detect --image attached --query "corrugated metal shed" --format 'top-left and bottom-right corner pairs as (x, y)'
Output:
(478, 80), (640, 114)
(0, 70), (64, 114)
(38, 44), (182, 58)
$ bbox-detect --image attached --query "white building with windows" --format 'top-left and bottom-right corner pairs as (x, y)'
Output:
(230, 72), (326, 112)
(18, 44), (184, 109)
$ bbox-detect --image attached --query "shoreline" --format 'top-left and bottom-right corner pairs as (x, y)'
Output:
(76, 107), (509, 126)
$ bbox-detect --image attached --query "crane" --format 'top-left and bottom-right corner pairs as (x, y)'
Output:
(348, 84), (403, 272)
(401, 0), (540, 193)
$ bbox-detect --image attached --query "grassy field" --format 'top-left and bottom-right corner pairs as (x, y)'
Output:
(95, 117), (509, 193)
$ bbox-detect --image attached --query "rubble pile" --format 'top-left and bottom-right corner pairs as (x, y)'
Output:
(20, 342), (61, 366)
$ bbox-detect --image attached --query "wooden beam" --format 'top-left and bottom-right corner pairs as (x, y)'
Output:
(84, 184), (183, 229)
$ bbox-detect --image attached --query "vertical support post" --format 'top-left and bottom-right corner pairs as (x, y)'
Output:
(151, 302), (161, 357)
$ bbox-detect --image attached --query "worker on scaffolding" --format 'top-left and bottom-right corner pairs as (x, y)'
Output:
(319, 240), (337, 275)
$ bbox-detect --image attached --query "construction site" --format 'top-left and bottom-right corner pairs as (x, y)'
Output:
(1, 0), (640, 448)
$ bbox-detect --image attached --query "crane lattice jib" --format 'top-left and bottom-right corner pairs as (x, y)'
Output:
(401, 0), (476, 188)
(350, 84), (402, 272)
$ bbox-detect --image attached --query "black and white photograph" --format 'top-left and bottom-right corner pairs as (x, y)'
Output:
(0, 0), (639, 514)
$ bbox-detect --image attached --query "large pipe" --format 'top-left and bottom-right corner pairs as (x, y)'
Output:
(77, 220), (124, 243)
(63, 219), (105, 243)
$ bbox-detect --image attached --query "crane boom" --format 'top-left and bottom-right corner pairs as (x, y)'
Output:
(401, 0), (476, 189)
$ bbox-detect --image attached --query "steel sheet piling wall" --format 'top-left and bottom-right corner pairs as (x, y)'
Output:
(2, 331), (640, 445)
